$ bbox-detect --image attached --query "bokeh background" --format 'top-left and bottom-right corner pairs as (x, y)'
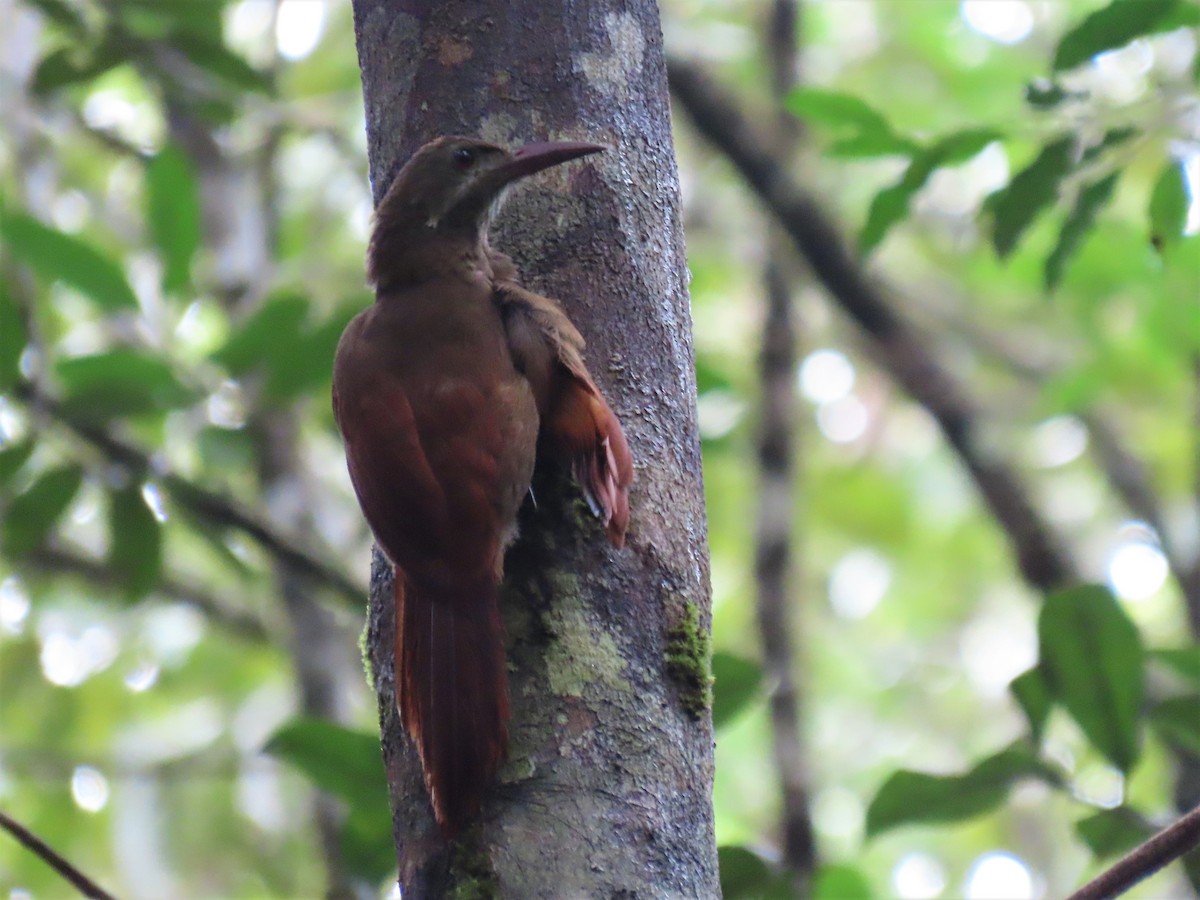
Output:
(1, 0), (1198, 897)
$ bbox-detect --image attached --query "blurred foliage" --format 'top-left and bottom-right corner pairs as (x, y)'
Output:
(0, 0), (1197, 898)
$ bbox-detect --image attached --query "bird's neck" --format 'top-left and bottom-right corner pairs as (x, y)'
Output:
(368, 215), (494, 294)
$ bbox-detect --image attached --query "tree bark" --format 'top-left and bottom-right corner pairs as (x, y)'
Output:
(351, 1), (717, 896)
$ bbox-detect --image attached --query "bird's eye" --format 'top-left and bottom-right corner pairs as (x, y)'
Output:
(453, 147), (474, 169)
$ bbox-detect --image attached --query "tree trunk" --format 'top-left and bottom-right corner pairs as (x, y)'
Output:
(350, 1), (718, 896)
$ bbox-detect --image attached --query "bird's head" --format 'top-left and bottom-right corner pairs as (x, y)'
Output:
(381, 135), (605, 235)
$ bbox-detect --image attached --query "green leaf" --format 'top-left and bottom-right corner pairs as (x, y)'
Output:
(827, 131), (920, 159)
(1, 465), (84, 557)
(990, 137), (1074, 258)
(340, 802), (396, 885)
(1081, 127), (1139, 163)
(146, 146), (201, 294)
(1045, 172), (1120, 290)
(30, 38), (128, 95)
(866, 744), (1051, 837)
(108, 484), (162, 600)
(860, 129), (1001, 253)
(785, 89), (892, 133)
(1149, 694), (1200, 755)
(211, 293), (309, 375)
(813, 863), (873, 899)
(1075, 808), (1154, 858)
(167, 32), (271, 93)
(56, 349), (197, 419)
(1053, 0), (1182, 71)
(0, 282), (25, 391)
(1038, 585), (1143, 772)
(0, 440), (35, 489)
(711, 652), (762, 729)
(25, 0), (88, 34)
(1150, 648), (1200, 685)
(1, 211), (139, 311)
(263, 303), (360, 402)
(718, 846), (792, 900)
(1024, 80), (1083, 109)
(264, 718), (386, 809)
(1011, 667), (1053, 744)
(1148, 161), (1189, 251)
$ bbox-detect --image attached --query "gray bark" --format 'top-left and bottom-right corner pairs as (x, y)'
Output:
(350, 1), (717, 897)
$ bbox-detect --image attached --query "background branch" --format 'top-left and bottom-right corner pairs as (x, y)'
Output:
(667, 58), (1078, 594)
(0, 810), (116, 900)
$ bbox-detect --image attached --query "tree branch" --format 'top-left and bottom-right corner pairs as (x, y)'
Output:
(1069, 803), (1200, 900)
(667, 58), (1077, 594)
(0, 809), (116, 900)
(24, 543), (271, 643)
(754, 0), (816, 885)
(13, 381), (366, 606)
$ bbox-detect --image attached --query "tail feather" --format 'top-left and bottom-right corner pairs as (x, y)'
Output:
(394, 573), (509, 836)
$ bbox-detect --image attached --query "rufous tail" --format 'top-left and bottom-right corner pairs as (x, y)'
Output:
(394, 573), (509, 837)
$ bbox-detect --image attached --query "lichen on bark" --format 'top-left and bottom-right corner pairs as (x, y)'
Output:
(665, 599), (714, 719)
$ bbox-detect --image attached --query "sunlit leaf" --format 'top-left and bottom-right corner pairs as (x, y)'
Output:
(1010, 667), (1052, 744)
(711, 652), (762, 729)
(1045, 172), (1120, 290)
(813, 864), (873, 899)
(264, 717), (386, 809)
(1053, 0), (1184, 71)
(1038, 585), (1143, 772)
(1148, 161), (1188, 250)
(1075, 808), (1154, 859)
(989, 137), (1074, 258)
(108, 484), (162, 601)
(0, 282), (24, 391)
(1149, 694), (1200, 755)
(1, 465), (84, 557)
(1, 211), (139, 311)
(718, 846), (791, 899)
(784, 89), (892, 133)
(866, 744), (1052, 837)
(146, 145), (201, 294)
(57, 349), (197, 419)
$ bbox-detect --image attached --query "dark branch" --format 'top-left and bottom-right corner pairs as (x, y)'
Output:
(1068, 803), (1200, 900)
(667, 58), (1078, 594)
(0, 809), (117, 900)
(754, 0), (816, 885)
(25, 544), (271, 643)
(13, 381), (366, 606)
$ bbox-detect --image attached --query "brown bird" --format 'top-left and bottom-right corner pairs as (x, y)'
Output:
(332, 135), (632, 837)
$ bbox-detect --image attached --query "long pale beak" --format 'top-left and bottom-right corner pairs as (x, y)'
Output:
(495, 140), (606, 184)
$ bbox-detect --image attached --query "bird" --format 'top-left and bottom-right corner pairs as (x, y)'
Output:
(332, 135), (633, 837)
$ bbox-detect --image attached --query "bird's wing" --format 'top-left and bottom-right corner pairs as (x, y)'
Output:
(491, 256), (633, 547)
(333, 376), (507, 584)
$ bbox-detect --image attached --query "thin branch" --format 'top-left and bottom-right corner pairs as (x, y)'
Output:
(25, 544), (271, 643)
(1068, 803), (1200, 900)
(667, 58), (1078, 594)
(12, 381), (366, 606)
(0, 809), (117, 900)
(754, 0), (816, 885)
